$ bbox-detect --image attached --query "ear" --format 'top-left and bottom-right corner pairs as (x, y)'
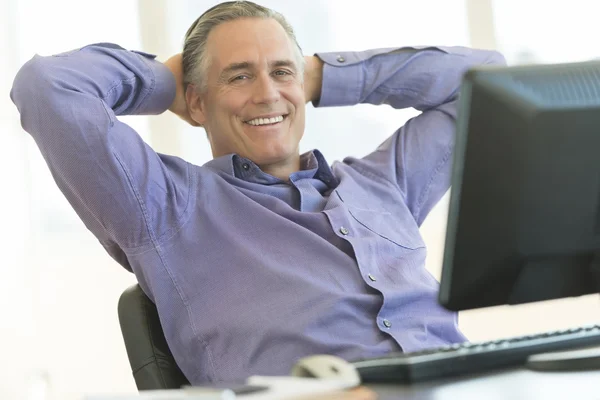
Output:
(186, 84), (207, 127)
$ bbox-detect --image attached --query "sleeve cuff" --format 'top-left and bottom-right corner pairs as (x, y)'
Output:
(312, 51), (364, 108)
(131, 50), (176, 116)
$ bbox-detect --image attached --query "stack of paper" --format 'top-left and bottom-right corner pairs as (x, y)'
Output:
(243, 376), (357, 399)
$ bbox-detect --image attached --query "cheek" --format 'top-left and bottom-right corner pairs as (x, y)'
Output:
(293, 100), (306, 124)
(283, 86), (306, 115)
(210, 90), (245, 119)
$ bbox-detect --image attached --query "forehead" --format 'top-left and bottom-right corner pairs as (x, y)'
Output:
(205, 17), (296, 69)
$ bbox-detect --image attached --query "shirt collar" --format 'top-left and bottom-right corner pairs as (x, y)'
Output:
(203, 150), (338, 188)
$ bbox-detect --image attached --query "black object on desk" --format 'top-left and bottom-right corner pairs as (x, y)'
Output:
(353, 324), (600, 383)
(355, 59), (600, 383)
(438, 58), (600, 372)
(439, 58), (600, 312)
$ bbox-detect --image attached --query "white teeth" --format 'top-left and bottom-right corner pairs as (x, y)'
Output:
(247, 115), (284, 126)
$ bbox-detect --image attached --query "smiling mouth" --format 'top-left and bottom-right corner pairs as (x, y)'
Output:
(244, 114), (288, 126)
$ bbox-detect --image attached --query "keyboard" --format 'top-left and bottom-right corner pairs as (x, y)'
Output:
(351, 324), (600, 383)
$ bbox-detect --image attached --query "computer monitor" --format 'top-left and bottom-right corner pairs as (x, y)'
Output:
(439, 59), (600, 312)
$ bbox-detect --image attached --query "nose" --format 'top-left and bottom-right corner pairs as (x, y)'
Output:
(252, 73), (280, 105)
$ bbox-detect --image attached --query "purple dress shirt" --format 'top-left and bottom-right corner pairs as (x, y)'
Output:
(11, 42), (505, 383)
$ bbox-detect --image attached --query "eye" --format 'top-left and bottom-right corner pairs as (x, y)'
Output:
(231, 74), (250, 82)
(274, 69), (292, 77)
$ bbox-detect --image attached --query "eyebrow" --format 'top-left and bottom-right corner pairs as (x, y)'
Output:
(219, 60), (297, 80)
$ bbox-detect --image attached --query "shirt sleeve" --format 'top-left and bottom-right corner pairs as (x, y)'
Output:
(10, 43), (191, 256)
(314, 46), (506, 225)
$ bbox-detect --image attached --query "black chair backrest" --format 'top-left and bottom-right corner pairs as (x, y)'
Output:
(118, 284), (190, 390)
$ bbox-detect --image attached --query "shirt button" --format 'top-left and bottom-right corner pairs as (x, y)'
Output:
(336, 55), (345, 63)
(368, 274), (377, 282)
(383, 319), (392, 328)
(339, 227), (349, 235)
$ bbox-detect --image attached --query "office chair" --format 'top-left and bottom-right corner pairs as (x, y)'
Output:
(118, 284), (190, 390)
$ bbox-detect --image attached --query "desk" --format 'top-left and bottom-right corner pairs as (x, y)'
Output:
(370, 367), (600, 399)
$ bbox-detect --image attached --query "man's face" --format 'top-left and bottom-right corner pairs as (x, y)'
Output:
(189, 17), (305, 168)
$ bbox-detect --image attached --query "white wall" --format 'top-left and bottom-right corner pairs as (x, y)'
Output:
(2, 2), (144, 399)
(1, 1), (599, 400)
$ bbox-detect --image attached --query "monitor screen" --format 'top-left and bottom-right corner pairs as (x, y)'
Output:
(439, 60), (600, 311)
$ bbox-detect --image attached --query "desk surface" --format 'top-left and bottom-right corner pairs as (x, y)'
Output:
(370, 367), (600, 399)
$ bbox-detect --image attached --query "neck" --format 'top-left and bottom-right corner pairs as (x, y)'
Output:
(260, 154), (301, 182)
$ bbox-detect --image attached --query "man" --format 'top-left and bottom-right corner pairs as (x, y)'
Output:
(11, 1), (505, 384)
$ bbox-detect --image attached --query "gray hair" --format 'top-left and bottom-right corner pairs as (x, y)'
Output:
(182, 1), (305, 93)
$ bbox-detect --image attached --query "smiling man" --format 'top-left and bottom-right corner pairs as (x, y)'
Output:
(11, 1), (505, 384)
(172, 10), (320, 181)
(186, 16), (308, 179)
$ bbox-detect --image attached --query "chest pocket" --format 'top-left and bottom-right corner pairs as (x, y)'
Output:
(335, 187), (425, 250)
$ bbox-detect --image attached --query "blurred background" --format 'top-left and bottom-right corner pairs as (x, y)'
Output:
(1, 0), (599, 399)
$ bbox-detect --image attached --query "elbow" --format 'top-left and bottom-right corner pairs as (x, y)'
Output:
(10, 55), (68, 137)
(10, 55), (58, 111)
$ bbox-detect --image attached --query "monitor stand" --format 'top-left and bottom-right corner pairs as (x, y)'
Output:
(526, 256), (600, 372)
(526, 345), (600, 371)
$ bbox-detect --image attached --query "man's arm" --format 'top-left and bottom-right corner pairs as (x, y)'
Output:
(304, 55), (325, 104)
(163, 52), (201, 126)
(10, 43), (191, 260)
(309, 46), (506, 224)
